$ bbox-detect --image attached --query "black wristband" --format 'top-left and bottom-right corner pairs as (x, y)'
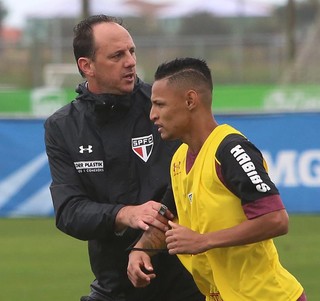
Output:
(128, 247), (168, 253)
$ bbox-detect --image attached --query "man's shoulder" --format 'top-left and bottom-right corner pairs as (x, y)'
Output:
(44, 99), (84, 129)
(45, 102), (72, 124)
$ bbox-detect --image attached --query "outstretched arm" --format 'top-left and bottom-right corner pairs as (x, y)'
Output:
(115, 202), (174, 233)
(165, 209), (289, 255)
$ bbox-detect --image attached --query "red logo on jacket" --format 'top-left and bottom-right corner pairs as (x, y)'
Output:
(132, 134), (154, 162)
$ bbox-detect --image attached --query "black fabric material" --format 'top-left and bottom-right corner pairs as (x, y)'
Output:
(216, 133), (279, 205)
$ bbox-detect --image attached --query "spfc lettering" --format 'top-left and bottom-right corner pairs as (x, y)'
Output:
(132, 134), (154, 162)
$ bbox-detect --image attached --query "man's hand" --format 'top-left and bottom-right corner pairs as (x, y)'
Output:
(127, 250), (156, 287)
(115, 201), (174, 233)
(165, 221), (207, 255)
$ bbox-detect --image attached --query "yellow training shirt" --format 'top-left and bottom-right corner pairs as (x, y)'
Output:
(170, 124), (303, 301)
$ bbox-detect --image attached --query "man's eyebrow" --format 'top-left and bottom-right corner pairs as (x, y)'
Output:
(107, 49), (125, 57)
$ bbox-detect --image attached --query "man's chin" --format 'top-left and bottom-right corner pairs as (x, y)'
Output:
(160, 133), (171, 141)
(121, 84), (135, 94)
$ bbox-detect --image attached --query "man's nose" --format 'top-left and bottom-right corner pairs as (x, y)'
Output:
(125, 53), (136, 67)
(150, 106), (156, 121)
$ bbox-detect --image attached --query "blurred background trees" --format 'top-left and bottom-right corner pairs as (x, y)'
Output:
(0, 0), (319, 88)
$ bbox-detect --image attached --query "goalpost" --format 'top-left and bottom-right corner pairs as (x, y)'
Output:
(30, 63), (81, 117)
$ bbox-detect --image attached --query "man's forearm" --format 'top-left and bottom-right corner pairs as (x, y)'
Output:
(133, 225), (167, 255)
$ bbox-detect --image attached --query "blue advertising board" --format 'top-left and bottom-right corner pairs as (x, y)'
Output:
(0, 113), (319, 217)
(0, 119), (53, 217)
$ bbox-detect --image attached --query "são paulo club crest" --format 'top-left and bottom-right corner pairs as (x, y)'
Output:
(132, 134), (154, 162)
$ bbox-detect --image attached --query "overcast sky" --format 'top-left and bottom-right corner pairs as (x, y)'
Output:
(2, 0), (291, 29)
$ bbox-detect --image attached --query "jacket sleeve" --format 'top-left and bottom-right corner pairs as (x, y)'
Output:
(44, 117), (125, 241)
(162, 185), (177, 216)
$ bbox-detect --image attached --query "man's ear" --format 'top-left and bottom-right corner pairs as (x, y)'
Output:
(185, 90), (198, 110)
(78, 57), (94, 77)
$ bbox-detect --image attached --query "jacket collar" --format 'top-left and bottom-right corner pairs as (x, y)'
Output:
(75, 78), (142, 125)
(75, 77), (142, 111)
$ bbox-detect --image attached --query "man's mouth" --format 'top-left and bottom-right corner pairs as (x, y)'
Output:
(123, 72), (135, 81)
(155, 124), (163, 132)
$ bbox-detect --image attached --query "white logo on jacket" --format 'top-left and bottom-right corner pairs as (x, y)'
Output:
(74, 161), (104, 173)
(79, 145), (93, 153)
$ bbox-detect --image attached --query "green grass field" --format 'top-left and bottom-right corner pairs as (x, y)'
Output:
(1, 215), (319, 301)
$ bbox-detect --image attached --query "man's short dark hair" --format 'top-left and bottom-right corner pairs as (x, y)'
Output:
(154, 57), (213, 92)
(73, 15), (123, 77)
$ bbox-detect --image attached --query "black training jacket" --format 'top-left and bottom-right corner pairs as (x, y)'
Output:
(44, 79), (180, 299)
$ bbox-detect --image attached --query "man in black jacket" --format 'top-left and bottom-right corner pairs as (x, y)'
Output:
(44, 15), (204, 301)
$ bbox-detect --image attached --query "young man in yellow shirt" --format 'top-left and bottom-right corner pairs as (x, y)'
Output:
(127, 57), (307, 301)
